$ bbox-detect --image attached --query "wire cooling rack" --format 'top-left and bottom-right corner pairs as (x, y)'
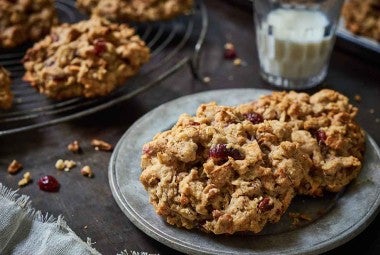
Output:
(0, 0), (208, 136)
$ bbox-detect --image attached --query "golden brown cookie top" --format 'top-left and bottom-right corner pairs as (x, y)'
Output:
(140, 103), (306, 234)
(23, 17), (150, 100)
(0, 0), (57, 48)
(236, 89), (365, 196)
(77, 0), (194, 22)
(342, 0), (380, 42)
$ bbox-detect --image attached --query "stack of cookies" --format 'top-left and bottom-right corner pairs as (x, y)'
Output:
(140, 89), (365, 234)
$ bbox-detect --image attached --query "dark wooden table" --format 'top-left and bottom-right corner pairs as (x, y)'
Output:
(1, 1), (380, 254)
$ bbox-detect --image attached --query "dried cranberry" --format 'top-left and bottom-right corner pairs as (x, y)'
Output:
(209, 144), (244, 160)
(224, 48), (237, 59)
(93, 38), (107, 56)
(22, 54), (30, 63)
(244, 112), (264, 124)
(314, 129), (327, 145)
(257, 197), (274, 212)
(142, 145), (153, 155)
(38, 175), (60, 192)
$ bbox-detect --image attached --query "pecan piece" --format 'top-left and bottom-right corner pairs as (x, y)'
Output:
(8, 160), (23, 174)
(18, 172), (31, 187)
(91, 139), (113, 151)
(81, 165), (94, 178)
(67, 140), (81, 153)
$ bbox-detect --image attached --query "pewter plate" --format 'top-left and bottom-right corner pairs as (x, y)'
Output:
(109, 88), (380, 255)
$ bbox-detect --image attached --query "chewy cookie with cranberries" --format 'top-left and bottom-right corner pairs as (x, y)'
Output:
(23, 17), (150, 100)
(140, 102), (311, 234)
(236, 89), (365, 196)
(0, 0), (58, 48)
(77, 0), (194, 22)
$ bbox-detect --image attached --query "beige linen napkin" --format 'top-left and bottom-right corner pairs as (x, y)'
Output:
(0, 183), (101, 255)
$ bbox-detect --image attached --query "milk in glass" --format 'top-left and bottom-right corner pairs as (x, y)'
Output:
(257, 9), (333, 79)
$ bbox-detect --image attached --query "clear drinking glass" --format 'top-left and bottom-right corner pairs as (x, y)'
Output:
(253, 0), (344, 89)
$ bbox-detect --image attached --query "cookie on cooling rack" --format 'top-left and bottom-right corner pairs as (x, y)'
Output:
(0, 0), (57, 48)
(342, 0), (380, 42)
(0, 67), (12, 110)
(22, 17), (150, 100)
(140, 102), (311, 234)
(236, 89), (365, 196)
(77, 0), (194, 22)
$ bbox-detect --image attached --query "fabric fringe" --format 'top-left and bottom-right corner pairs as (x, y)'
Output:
(0, 182), (101, 255)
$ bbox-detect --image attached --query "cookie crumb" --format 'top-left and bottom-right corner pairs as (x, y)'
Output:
(8, 160), (23, 175)
(354, 94), (361, 102)
(91, 139), (113, 151)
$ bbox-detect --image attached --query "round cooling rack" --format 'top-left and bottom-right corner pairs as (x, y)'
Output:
(0, 0), (208, 136)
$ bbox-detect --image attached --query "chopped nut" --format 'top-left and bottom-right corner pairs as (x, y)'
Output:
(18, 178), (29, 187)
(233, 58), (242, 66)
(91, 139), (113, 151)
(354, 94), (361, 102)
(81, 165), (94, 178)
(7, 160), (23, 174)
(23, 171), (31, 180)
(55, 159), (76, 171)
(224, 42), (234, 50)
(67, 140), (81, 153)
(18, 171), (31, 187)
(55, 159), (65, 171)
(289, 212), (312, 227)
(203, 76), (211, 83)
(64, 160), (76, 171)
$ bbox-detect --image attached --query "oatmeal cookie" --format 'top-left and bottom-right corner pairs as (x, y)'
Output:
(0, 0), (57, 48)
(140, 103), (310, 234)
(342, 0), (380, 42)
(0, 67), (12, 110)
(237, 89), (365, 196)
(22, 17), (150, 100)
(77, 0), (194, 22)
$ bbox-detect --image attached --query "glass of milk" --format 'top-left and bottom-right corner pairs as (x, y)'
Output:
(254, 0), (344, 89)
